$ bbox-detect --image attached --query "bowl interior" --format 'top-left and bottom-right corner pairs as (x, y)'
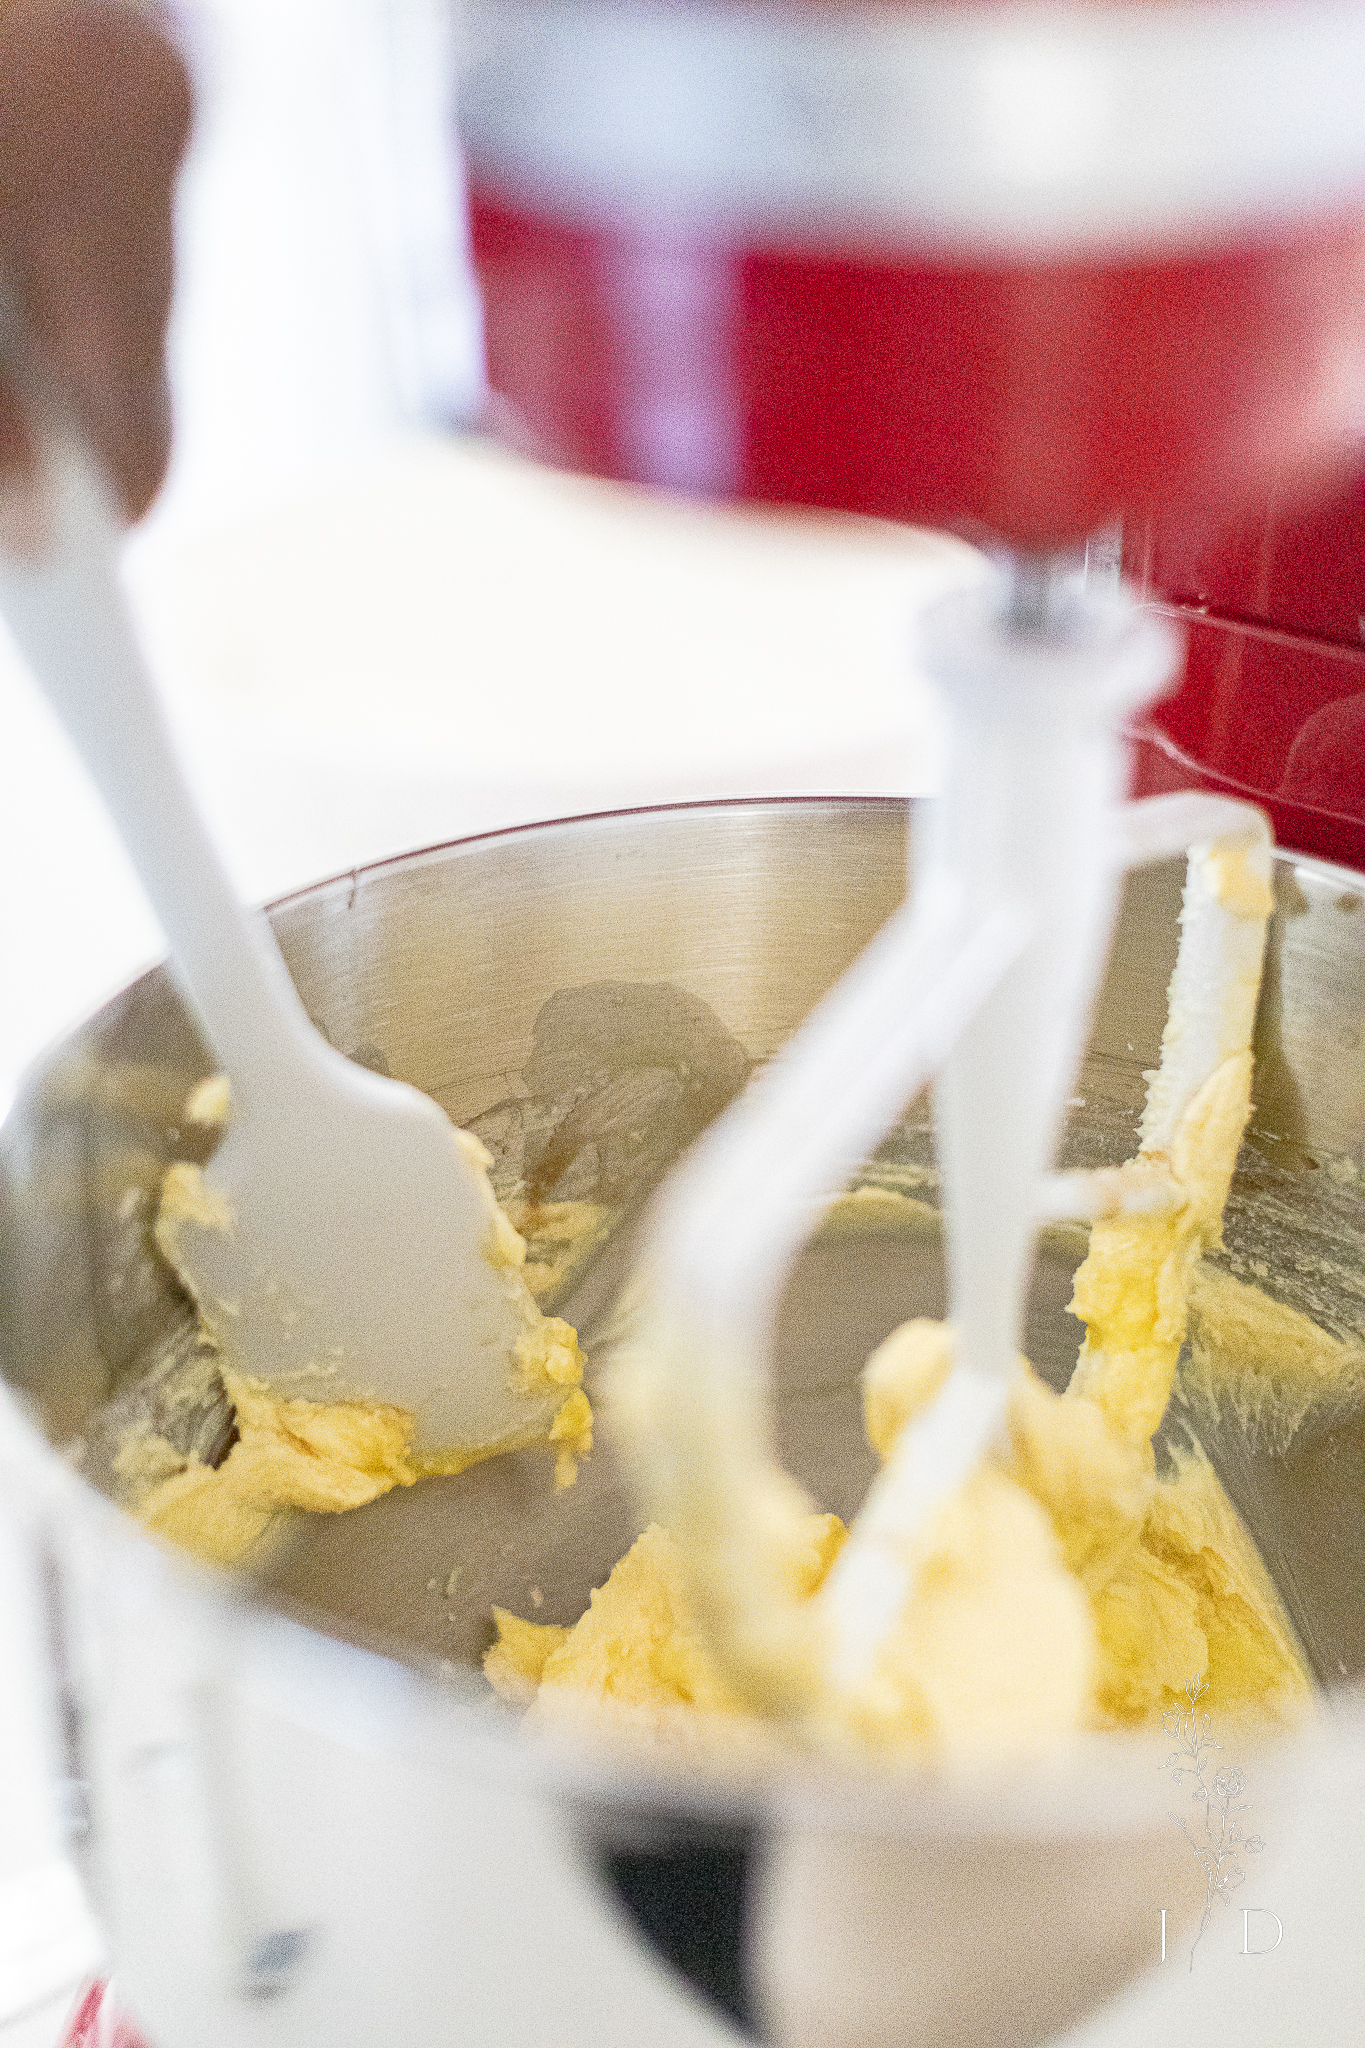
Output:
(5, 798), (1365, 1723)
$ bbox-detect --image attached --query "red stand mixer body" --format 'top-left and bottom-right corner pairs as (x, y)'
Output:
(470, 198), (1365, 551)
(1128, 466), (1365, 868)
(463, 0), (1365, 858)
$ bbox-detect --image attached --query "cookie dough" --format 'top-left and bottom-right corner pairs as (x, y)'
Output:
(487, 1517), (846, 1749)
(1069, 1050), (1254, 1444)
(119, 1367), (418, 1567)
(1181, 1260), (1365, 1454)
(490, 1314), (1309, 1750)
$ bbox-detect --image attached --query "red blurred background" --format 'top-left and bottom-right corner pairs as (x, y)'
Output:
(1128, 460), (1365, 869)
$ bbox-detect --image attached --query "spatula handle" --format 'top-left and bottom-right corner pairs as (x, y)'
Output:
(0, 435), (314, 1098)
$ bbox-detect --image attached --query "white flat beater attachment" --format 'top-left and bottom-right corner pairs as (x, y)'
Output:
(615, 563), (1271, 1725)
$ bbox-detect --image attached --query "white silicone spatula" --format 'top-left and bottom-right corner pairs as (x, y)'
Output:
(0, 431), (562, 1466)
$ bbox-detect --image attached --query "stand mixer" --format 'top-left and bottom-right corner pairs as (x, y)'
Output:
(8, 6), (1365, 2048)
(460, 0), (1365, 1718)
(463, 0), (1365, 536)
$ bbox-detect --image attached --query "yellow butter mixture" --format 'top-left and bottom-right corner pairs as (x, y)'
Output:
(116, 1121), (591, 1567)
(486, 1319), (1308, 1751)
(487, 982), (1316, 1752)
(124, 898), (1342, 1760)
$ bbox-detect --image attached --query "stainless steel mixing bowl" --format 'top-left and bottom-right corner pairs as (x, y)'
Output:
(4, 798), (1365, 2048)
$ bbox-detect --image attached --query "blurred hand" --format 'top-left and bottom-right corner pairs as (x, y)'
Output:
(0, 0), (192, 521)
